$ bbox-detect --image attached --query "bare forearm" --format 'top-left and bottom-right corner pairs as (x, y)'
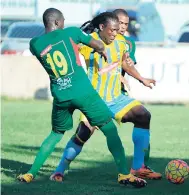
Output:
(88, 39), (105, 53)
(122, 56), (156, 89)
(123, 62), (143, 82)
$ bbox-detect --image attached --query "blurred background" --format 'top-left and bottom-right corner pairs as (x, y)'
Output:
(1, 0), (189, 103)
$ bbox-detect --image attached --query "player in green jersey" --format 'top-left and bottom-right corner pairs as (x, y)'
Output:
(17, 8), (147, 188)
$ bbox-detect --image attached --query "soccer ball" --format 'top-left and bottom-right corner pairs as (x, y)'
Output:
(165, 159), (188, 184)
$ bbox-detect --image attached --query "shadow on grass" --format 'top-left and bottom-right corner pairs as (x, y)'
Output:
(1, 144), (189, 195)
(2, 144), (64, 160)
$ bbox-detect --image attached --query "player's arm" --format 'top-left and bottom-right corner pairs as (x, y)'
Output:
(122, 53), (156, 89)
(29, 38), (38, 56)
(29, 38), (44, 65)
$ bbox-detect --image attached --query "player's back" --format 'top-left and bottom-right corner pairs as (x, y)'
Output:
(80, 32), (126, 102)
(30, 27), (95, 102)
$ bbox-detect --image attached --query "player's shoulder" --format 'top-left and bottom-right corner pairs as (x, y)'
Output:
(64, 26), (81, 34)
(114, 34), (126, 49)
(65, 26), (78, 31)
(115, 34), (126, 47)
(29, 37), (40, 55)
(30, 37), (39, 47)
(115, 34), (126, 42)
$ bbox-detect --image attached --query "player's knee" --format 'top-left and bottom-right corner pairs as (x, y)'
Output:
(141, 108), (151, 123)
(138, 106), (151, 120)
(52, 119), (73, 134)
(133, 106), (151, 129)
(72, 122), (92, 146)
(100, 120), (117, 138)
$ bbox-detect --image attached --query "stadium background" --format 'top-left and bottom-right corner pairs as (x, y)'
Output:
(1, 0), (189, 195)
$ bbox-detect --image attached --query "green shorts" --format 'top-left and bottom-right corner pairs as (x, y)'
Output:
(52, 91), (112, 132)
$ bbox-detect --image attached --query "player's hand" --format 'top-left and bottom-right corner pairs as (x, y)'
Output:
(92, 49), (107, 61)
(99, 50), (107, 62)
(141, 78), (156, 89)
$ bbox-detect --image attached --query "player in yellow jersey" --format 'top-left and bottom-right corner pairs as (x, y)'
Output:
(51, 12), (161, 183)
(113, 8), (153, 174)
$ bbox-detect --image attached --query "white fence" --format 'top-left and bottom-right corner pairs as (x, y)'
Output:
(128, 45), (189, 103)
(1, 56), (50, 99)
(1, 44), (189, 103)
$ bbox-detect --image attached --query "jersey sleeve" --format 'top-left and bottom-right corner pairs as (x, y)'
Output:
(120, 39), (127, 55)
(123, 42), (127, 54)
(117, 35), (127, 54)
(124, 36), (137, 64)
(74, 27), (92, 45)
(29, 38), (37, 56)
(29, 38), (43, 64)
(130, 40), (137, 64)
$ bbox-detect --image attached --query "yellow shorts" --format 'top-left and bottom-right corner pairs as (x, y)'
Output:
(80, 94), (141, 126)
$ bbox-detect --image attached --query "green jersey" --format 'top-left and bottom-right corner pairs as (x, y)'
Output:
(122, 36), (137, 77)
(30, 27), (95, 101)
(124, 36), (136, 64)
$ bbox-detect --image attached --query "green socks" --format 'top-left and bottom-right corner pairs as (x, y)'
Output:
(100, 121), (129, 175)
(28, 131), (63, 177)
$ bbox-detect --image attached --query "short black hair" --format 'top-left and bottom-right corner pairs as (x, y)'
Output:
(80, 12), (118, 34)
(43, 8), (63, 27)
(113, 9), (128, 17)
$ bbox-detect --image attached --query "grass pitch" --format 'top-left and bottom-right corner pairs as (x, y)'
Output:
(1, 99), (189, 195)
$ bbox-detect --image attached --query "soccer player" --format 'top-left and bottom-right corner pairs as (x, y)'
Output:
(113, 9), (151, 165)
(51, 11), (162, 182)
(17, 8), (147, 188)
(113, 9), (136, 94)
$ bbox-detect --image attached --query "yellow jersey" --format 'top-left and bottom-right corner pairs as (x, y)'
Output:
(80, 32), (126, 102)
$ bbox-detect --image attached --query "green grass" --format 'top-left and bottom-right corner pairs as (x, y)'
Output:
(1, 99), (189, 195)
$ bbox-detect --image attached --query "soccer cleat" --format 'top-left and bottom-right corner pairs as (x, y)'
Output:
(131, 165), (162, 180)
(118, 173), (147, 188)
(50, 172), (64, 182)
(17, 173), (34, 183)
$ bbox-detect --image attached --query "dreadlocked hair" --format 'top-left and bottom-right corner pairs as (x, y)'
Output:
(80, 12), (119, 34)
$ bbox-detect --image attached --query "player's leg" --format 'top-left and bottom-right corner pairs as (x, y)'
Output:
(18, 100), (74, 183)
(121, 82), (151, 166)
(121, 104), (162, 179)
(73, 92), (147, 187)
(107, 94), (161, 180)
(50, 120), (94, 181)
(18, 131), (64, 183)
(52, 92), (147, 187)
(144, 144), (150, 165)
(122, 105), (150, 167)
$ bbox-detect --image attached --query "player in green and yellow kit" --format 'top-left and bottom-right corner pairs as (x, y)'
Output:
(113, 9), (136, 94)
(17, 8), (147, 188)
(113, 9), (151, 167)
